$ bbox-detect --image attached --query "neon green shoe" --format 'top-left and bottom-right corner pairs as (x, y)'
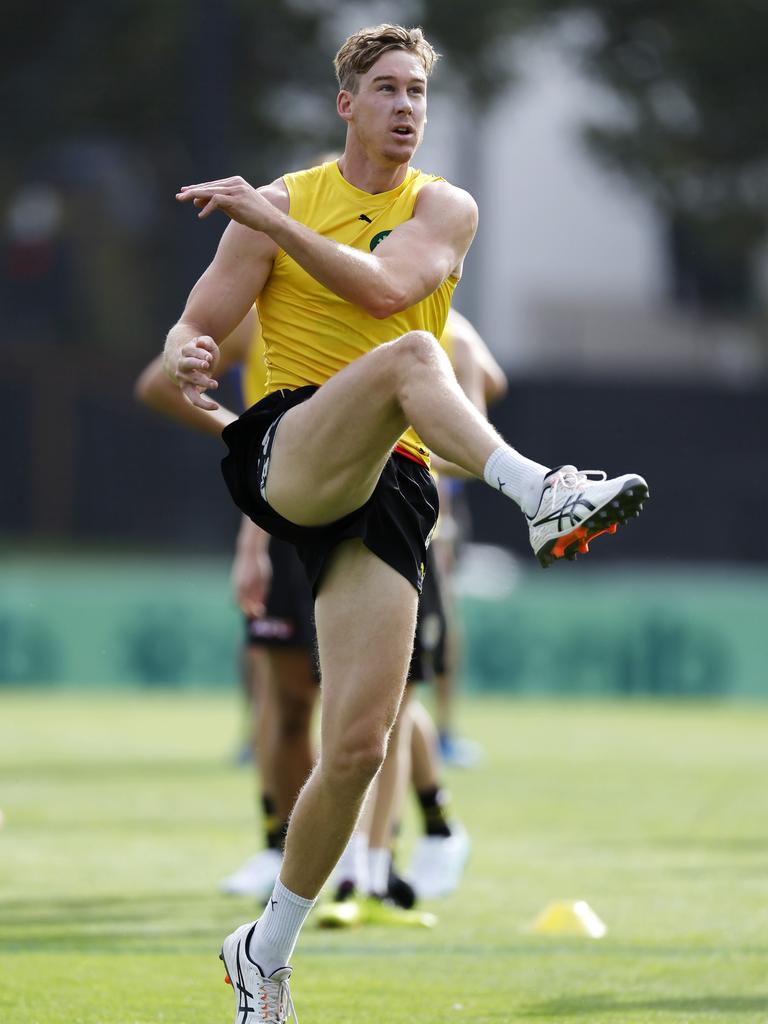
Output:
(359, 896), (437, 928)
(316, 899), (363, 929)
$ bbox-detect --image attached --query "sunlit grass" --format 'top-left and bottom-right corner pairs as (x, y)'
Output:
(2, 692), (768, 1022)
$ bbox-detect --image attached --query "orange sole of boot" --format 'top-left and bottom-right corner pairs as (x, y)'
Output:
(551, 522), (618, 559)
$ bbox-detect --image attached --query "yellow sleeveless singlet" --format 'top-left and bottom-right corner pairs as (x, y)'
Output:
(241, 310), (268, 409)
(257, 161), (458, 463)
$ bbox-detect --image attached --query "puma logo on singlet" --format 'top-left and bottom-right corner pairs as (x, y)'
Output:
(359, 213), (372, 223)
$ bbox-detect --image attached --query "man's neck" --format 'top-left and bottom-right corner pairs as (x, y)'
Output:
(337, 147), (410, 196)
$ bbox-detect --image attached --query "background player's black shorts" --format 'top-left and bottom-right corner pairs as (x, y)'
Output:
(222, 386), (439, 597)
(245, 536), (316, 653)
(245, 536), (442, 686)
(407, 546), (448, 683)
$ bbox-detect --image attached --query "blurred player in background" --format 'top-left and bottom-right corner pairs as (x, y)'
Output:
(430, 309), (507, 768)
(164, 22), (648, 1021)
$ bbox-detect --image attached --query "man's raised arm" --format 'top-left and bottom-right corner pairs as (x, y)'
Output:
(176, 176), (477, 320)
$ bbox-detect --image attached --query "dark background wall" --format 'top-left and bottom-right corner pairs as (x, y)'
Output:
(4, 349), (764, 565)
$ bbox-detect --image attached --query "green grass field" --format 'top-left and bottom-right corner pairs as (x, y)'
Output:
(2, 691), (768, 1023)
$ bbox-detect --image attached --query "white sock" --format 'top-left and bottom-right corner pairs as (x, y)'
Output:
(332, 830), (369, 893)
(483, 446), (549, 517)
(247, 876), (316, 974)
(368, 847), (391, 897)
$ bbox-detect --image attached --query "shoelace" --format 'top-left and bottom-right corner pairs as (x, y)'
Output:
(548, 466), (606, 506)
(256, 975), (298, 1024)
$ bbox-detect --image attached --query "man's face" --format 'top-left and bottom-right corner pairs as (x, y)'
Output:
(342, 49), (428, 164)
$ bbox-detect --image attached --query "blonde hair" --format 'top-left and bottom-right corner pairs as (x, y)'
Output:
(334, 24), (439, 93)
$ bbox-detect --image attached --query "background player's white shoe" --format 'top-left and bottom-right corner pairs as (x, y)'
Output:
(526, 465), (648, 567)
(405, 823), (470, 900)
(220, 922), (297, 1023)
(219, 848), (283, 899)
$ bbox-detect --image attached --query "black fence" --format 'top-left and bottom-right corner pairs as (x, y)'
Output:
(4, 350), (766, 565)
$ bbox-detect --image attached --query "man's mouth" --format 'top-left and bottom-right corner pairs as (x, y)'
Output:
(392, 125), (414, 136)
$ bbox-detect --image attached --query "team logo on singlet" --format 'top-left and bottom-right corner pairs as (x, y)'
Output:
(369, 230), (392, 251)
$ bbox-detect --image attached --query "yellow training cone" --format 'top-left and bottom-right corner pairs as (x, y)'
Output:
(527, 900), (607, 938)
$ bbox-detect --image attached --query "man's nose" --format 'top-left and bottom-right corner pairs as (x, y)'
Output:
(395, 91), (413, 113)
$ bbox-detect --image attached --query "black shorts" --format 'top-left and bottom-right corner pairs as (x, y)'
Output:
(408, 546), (448, 683)
(245, 536), (316, 652)
(221, 386), (439, 597)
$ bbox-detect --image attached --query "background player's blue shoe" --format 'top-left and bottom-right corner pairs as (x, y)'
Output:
(438, 730), (484, 768)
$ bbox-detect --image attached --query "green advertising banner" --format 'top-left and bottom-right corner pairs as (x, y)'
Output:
(0, 556), (241, 688)
(459, 568), (768, 698)
(1, 554), (767, 695)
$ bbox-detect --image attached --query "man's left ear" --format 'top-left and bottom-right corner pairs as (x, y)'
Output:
(337, 90), (353, 121)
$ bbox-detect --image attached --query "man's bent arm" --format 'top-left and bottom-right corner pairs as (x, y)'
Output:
(136, 309), (256, 437)
(164, 183), (285, 408)
(267, 183), (477, 318)
(178, 176), (477, 320)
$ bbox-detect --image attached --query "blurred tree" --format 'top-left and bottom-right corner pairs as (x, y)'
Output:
(414, 0), (768, 312)
(7, 0), (765, 332)
(1, 0), (340, 351)
(2, 0), (338, 175)
(521, 0), (768, 312)
(417, 0), (538, 108)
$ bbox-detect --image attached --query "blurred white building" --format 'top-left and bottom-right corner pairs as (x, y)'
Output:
(417, 30), (764, 382)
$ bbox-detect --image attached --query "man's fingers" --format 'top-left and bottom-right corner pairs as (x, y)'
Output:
(195, 336), (217, 352)
(184, 335), (217, 356)
(198, 194), (223, 219)
(179, 354), (214, 373)
(181, 385), (219, 410)
(177, 184), (234, 202)
(179, 177), (239, 191)
(178, 366), (218, 389)
(240, 599), (266, 617)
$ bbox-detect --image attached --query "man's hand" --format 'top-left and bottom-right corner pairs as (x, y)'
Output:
(177, 176), (279, 233)
(232, 537), (272, 618)
(163, 335), (220, 410)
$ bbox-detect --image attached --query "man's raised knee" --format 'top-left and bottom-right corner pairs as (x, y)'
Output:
(397, 330), (440, 364)
(384, 330), (442, 387)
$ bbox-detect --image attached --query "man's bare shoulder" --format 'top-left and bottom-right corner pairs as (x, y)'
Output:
(259, 177), (290, 214)
(415, 179), (478, 225)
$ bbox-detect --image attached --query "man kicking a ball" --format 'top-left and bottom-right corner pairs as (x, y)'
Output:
(164, 23), (648, 1022)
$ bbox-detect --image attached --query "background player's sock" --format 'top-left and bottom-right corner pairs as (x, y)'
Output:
(483, 447), (549, 517)
(333, 830), (369, 896)
(261, 794), (287, 851)
(367, 847), (391, 898)
(416, 785), (453, 838)
(248, 877), (315, 975)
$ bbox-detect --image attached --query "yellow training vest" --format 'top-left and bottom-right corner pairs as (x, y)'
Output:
(242, 311), (268, 409)
(257, 161), (458, 463)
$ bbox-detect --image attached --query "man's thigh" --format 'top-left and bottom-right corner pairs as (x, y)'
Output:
(314, 540), (419, 750)
(265, 340), (410, 526)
